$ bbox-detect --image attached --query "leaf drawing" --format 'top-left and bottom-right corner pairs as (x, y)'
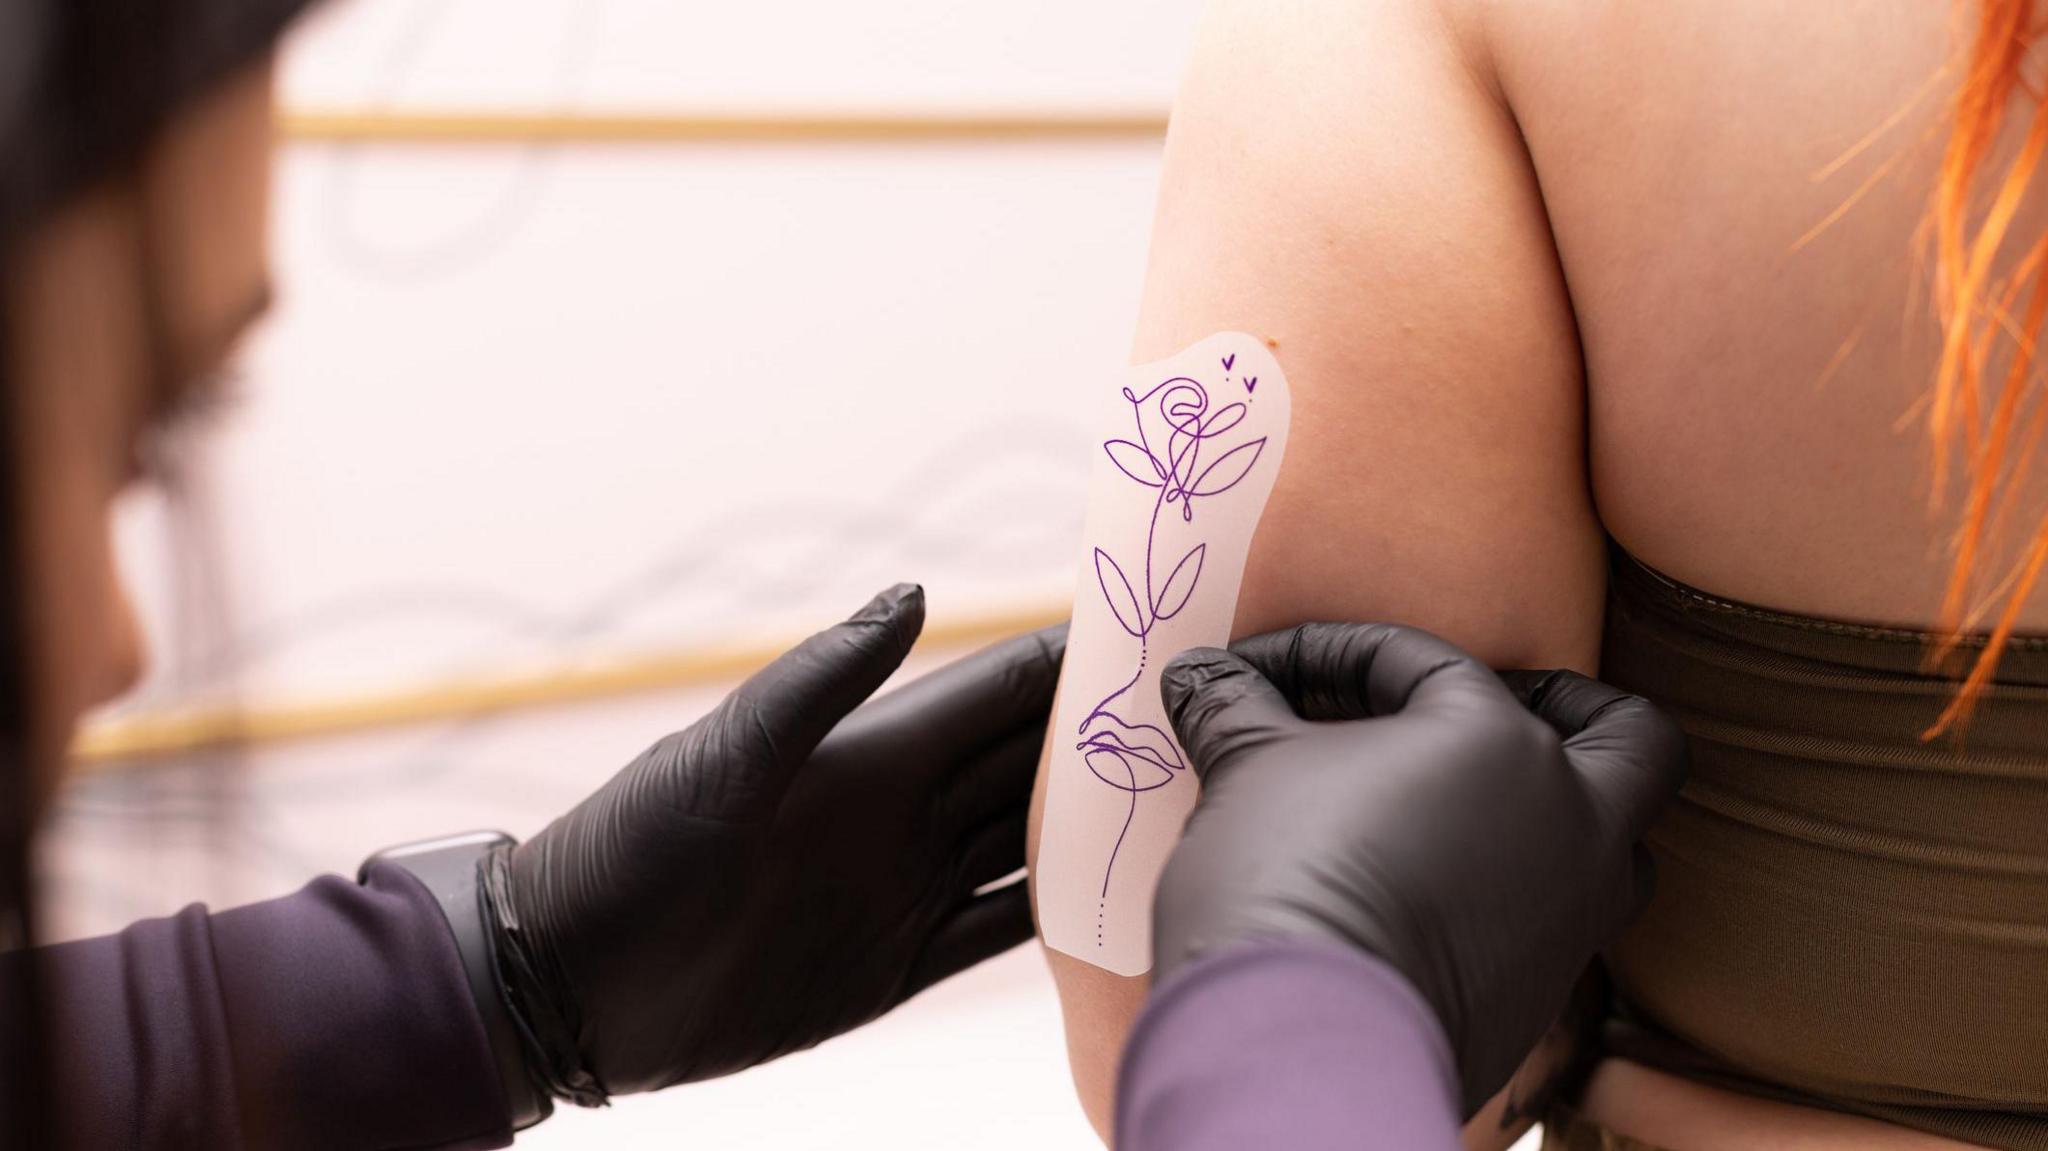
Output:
(1104, 439), (1164, 486)
(1095, 547), (1145, 637)
(1188, 437), (1266, 497)
(1153, 543), (1206, 620)
(1201, 403), (1247, 440)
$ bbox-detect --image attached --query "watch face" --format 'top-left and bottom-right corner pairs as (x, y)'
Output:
(359, 831), (511, 887)
(378, 831), (515, 861)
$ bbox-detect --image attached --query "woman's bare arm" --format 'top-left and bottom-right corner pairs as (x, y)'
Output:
(1027, 0), (1601, 1143)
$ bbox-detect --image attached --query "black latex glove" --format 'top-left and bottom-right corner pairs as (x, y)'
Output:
(1152, 622), (1686, 1118)
(482, 585), (1065, 1102)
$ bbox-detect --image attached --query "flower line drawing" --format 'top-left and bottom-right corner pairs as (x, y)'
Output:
(1079, 368), (1267, 904)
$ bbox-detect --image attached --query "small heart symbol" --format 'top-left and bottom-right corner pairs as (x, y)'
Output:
(1244, 376), (1258, 394)
(1222, 354), (1236, 371)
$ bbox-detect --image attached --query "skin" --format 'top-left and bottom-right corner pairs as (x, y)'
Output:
(6, 58), (277, 813)
(1030, 1), (2029, 1148)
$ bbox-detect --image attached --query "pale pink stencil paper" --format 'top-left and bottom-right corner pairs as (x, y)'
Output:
(1037, 332), (1291, 975)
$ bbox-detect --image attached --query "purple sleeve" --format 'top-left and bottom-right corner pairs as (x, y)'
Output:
(1116, 941), (1464, 1151)
(2, 863), (513, 1150)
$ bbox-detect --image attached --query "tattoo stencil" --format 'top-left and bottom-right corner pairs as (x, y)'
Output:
(1081, 376), (1267, 894)
(1038, 334), (1291, 975)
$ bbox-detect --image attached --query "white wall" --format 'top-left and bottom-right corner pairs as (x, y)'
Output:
(107, 0), (1205, 714)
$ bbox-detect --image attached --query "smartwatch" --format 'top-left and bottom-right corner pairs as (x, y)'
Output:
(360, 831), (551, 1130)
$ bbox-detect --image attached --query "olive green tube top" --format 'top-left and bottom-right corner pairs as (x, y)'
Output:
(1599, 546), (2048, 1150)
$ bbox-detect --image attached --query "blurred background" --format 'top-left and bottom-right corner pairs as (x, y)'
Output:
(37, 2), (1539, 1147)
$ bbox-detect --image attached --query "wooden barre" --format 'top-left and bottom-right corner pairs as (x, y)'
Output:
(71, 603), (1066, 769)
(280, 109), (1169, 144)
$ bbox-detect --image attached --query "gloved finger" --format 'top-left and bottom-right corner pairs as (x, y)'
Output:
(934, 724), (1043, 836)
(1502, 667), (1628, 737)
(1234, 622), (1515, 722)
(1160, 647), (1299, 785)
(824, 623), (1065, 791)
(1516, 669), (1688, 843)
(952, 812), (1028, 896)
(898, 882), (1034, 1002)
(1498, 668), (1567, 725)
(715, 583), (926, 813)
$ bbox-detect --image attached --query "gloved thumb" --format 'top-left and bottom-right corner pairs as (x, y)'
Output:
(1506, 667), (1687, 928)
(1506, 668), (1688, 844)
(1160, 646), (1298, 785)
(709, 583), (925, 815)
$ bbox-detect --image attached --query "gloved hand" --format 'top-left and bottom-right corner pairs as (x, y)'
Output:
(1152, 622), (1686, 1118)
(482, 584), (1064, 1102)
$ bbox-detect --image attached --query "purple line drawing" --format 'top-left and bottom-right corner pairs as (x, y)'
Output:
(1078, 366), (1267, 905)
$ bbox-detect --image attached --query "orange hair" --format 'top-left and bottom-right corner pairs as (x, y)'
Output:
(1929, 0), (2048, 732)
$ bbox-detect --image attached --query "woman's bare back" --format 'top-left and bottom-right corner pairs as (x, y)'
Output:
(1505, 0), (2025, 625)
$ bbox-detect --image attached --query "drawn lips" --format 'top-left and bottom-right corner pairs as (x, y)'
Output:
(1077, 713), (1184, 793)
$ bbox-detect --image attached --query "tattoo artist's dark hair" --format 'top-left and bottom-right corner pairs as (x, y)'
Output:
(0, 268), (54, 1151)
(0, 2), (320, 1143)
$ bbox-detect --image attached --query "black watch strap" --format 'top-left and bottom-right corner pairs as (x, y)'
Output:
(361, 831), (553, 1131)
